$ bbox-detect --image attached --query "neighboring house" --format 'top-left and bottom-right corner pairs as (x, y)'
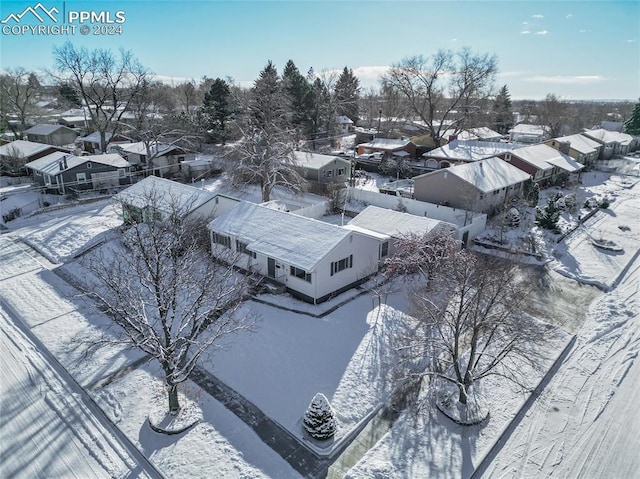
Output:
(580, 129), (636, 160)
(504, 144), (584, 185)
(24, 124), (79, 146)
(508, 124), (549, 143)
(114, 176), (232, 224)
(0, 140), (67, 174)
(441, 127), (503, 142)
(420, 139), (524, 170)
(208, 201), (381, 304)
(336, 115), (354, 134)
(345, 205), (456, 258)
(116, 141), (193, 177)
(78, 132), (132, 154)
(357, 138), (417, 159)
(294, 151), (351, 184)
(545, 134), (601, 167)
(413, 157), (531, 215)
(25, 153), (131, 195)
(56, 108), (88, 129)
(600, 120), (623, 132)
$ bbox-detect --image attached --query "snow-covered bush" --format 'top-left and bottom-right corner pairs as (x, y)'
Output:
(535, 197), (560, 232)
(564, 193), (577, 212)
(599, 197), (610, 209)
(303, 393), (337, 440)
(505, 208), (520, 226)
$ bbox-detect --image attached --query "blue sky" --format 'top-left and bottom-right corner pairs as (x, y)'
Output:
(1, 0), (638, 100)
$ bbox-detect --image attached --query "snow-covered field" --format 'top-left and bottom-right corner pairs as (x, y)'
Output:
(1, 171), (638, 478)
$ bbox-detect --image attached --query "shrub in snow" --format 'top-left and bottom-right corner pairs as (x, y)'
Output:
(505, 208), (520, 226)
(535, 197), (560, 231)
(564, 193), (577, 212)
(303, 393), (337, 440)
(599, 197), (610, 209)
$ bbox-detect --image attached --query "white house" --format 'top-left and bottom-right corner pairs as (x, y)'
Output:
(114, 176), (231, 224)
(508, 124), (549, 143)
(345, 205), (456, 257)
(293, 151), (351, 184)
(580, 129), (636, 160)
(207, 202), (381, 304)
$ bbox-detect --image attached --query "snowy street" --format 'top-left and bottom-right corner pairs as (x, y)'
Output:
(481, 193), (640, 477)
(0, 304), (161, 478)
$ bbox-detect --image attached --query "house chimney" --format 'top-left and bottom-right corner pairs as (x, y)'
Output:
(59, 161), (64, 171)
(448, 135), (458, 146)
(558, 141), (571, 155)
(63, 156), (68, 169)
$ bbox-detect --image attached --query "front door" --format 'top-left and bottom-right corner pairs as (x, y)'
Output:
(267, 258), (276, 278)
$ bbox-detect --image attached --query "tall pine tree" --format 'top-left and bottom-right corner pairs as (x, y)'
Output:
(334, 66), (360, 123)
(282, 60), (312, 135)
(623, 99), (640, 136)
(492, 85), (513, 135)
(202, 78), (234, 144)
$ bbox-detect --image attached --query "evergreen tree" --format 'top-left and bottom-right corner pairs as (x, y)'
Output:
(250, 60), (286, 131)
(334, 66), (360, 123)
(535, 194), (561, 231)
(202, 77), (234, 144)
(492, 85), (513, 134)
(623, 99), (640, 136)
(303, 393), (337, 440)
(282, 60), (312, 134)
(305, 77), (333, 149)
(58, 82), (82, 108)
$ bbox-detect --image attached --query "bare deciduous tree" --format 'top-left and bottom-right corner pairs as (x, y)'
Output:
(386, 232), (547, 408)
(82, 188), (252, 413)
(0, 68), (42, 138)
(52, 41), (149, 152)
(230, 127), (306, 202)
(382, 48), (497, 147)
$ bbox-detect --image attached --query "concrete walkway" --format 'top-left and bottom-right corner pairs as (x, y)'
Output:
(190, 366), (331, 478)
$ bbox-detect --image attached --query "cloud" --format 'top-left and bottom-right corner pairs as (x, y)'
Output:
(152, 74), (195, 84)
(525, 75), (606, 85)
(451, 38), (457, 42)
(521, 30), (531, 35)
(532, 14), (544, 19)
(522, 21), (529, 25)
(566, 13), (573, 19)
(579, 29), (590, 33)
(497, 71), (527, 78)
(535, 30), (549, 35)
(625, 39), (637, 43)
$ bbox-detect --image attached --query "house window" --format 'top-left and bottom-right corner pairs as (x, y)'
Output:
(479, 193), (485, 200)
(290, 266), (312, 283)
(381, 241), (389, 258)
(236, 240), (256, 258)
(213, 232), (231, 248)
(76, 172), (87, 183)
(337, 168), (345, 176)
(494, 190), (500, 195)
(330, 255), (353, 276)
(86, 162), (92, 169)
(35, 170), (42, 176)
(325, 170), (334, 178)
(118, 168), (126, 178)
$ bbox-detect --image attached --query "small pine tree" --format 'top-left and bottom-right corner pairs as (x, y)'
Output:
(303, 393), (337, 440)
(535, 196), (560, 231)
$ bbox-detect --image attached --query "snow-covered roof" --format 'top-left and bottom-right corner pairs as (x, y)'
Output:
(294, 151), (347, 169)
(0, 140), (58, 158)
(510, 144), (560, 171)
(336, 115), (353, 124)
(417, 157), (531, 193)
(581, 129), (634, 146)
(509, 124), (548, 136)
(469, 126), (503, 140)
(546, 155), (584, 173)
(441, 127), (502, 142)
(551, 134), (601, 154)
(25, 153), (129, 175)
(347, 205), (454, 239)
(117, 141), (183, 157)
(78, 131), (131, 144)
(208, 202), (352, 272)
(423, 140), (524, 162)
(358, 138), (413, 150)
(114, 176), (215, 215)
(25, 124), (74, 136)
